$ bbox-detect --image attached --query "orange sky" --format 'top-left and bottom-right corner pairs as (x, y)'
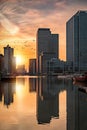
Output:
(0, 0), (87, 70)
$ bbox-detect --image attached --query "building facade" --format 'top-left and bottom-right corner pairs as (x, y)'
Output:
(0, 54), (4, 74)
(66, 11), (87, 72)
(36, 28), (59, 74)
(16, 65), (26, 75)
(4, 45), (16, 75)
(39, 52), (56, 74)
(29, 59), (36, 75)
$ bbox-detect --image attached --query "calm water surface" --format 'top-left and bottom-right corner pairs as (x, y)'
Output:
(0, 76), (87, 130)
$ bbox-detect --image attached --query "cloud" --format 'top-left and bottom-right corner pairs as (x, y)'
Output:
(0, 0), (68, 37)
(0, 0), (87, 61)
(0, 0), (87, 39)
(0, 0), (87, 17)
(0, 13), (19, 35)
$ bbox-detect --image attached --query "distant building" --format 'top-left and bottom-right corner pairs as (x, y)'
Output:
(39, 52), (56, 74)
(50, 34), (59, 58)
(0, 54), (4, 73)
(16, 65), (26, 75)
(66, 11), (87, 72)
(29, 59), (36, 75)
(36, 28), (59, 74)
(13, 57), (16, 74)
(47, 58), (68, 74)
(4, 45), (16, 74)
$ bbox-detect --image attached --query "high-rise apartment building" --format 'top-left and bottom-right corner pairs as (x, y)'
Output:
(4, 45), (16, 74)
(36, 28), (59, 74)
(66, 11), (87, 71)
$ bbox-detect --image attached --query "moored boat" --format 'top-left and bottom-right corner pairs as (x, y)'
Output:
(73, 74), (87, 82)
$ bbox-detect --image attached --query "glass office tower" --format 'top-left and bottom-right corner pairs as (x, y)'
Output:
(66, 11), (87, 72)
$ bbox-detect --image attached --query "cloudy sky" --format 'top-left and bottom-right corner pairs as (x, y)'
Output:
(0, 0), (87, 69)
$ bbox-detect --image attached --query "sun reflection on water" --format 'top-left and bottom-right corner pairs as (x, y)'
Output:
(15, 78), (25, 98)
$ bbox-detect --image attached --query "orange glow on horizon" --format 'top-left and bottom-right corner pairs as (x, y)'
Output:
(0, 1), (86, 64)
(16, 55), (24, 66)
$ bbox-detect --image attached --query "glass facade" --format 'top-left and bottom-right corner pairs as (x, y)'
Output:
(66, 11), (87, 72)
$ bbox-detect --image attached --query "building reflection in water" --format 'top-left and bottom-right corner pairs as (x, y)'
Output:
(36, 77), (66, 124)
(29, 78), (36, 92)
(0, 79), (16, 108)
(0, 76), (87, 129)
(16, 77), (25, 87)
(0, 77), (25, 108)
(67, 81), (87, 130)
(0, 82), (3, 102)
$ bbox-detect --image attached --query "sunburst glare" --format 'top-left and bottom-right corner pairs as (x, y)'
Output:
(16, 55), (23, 66)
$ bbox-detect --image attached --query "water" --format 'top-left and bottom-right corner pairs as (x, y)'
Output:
(0, 76), (87, 130)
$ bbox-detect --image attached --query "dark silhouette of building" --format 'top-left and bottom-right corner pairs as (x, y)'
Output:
(16, 65), (26, 75)
(67, 81), (87, 130)
(29, 78), (36, 92)
(0, 54), (4, 74)
(66, 11), (87, 72)
(29, 59), (36, 75)
(0, 83), (3, 101)
(36, 77), (59, 124)
(4, 45), (16, 75)
(36, 28), (59, 74)
(39, 52), (56, 74)
(3, 80), (16, 108)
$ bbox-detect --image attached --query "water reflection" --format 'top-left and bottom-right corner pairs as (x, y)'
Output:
(67, 80), (87, 130)
(36, 77), (66, 124)
(29, 78), (36, 92)
(0, 80), (16, 108)
(0, 77), (25, 108)
(16, 77), (25, 96)
(0, 76), (87, 130)
(29, 76), (66, 125)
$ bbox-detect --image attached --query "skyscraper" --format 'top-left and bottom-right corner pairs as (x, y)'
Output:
(4, 45), (16, 74)
(66, 11), (87, 72)
(36, 28), (59, 74)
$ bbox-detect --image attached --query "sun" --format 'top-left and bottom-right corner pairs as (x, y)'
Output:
(16, 55), (23, 66)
